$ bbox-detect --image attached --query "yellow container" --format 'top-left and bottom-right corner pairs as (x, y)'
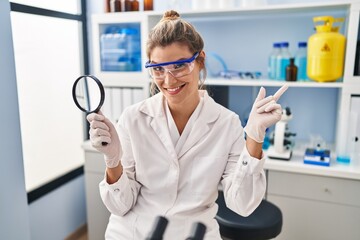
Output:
(307, 16), (346, 82)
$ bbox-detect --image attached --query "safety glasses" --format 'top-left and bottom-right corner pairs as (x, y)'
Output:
(145, 52), (199, 79)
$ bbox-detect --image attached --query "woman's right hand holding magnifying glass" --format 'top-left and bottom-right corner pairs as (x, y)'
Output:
(87, 111), (123, 169)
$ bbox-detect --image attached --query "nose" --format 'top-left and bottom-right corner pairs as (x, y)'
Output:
(164, 70), (176, 85)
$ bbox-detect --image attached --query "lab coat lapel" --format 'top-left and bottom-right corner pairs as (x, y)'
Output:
(139, 93), (177, 159)
(177, 92), (221, 159)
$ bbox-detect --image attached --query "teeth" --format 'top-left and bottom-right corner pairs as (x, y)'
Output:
(167, 86), (181, 92)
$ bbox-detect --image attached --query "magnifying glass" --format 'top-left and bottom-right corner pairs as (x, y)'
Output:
(72, 75), (107, 145)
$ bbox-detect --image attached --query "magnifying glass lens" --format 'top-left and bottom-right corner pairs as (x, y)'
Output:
(72, 75), (107, 146)
(73, 75), (104, 114)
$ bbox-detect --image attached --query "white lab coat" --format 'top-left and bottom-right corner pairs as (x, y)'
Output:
(99, 90), (266, 240)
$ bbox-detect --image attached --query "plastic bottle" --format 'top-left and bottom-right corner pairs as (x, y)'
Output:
(275, 42), (291, 81)
(286, 58), (297, 81)
(307, 16), (345, 82)
(268, 42), (281, 80)
(294, 42), (307, 81)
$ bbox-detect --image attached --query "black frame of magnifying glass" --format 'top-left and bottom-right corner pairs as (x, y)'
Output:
(72, 75), (105, 114)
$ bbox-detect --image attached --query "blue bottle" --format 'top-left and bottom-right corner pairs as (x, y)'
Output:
(275, 42), (291, 80)
(294, 42), (307, 81)
(268, 43), (281, 80)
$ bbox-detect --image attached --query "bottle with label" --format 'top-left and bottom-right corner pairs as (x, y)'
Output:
(294, 42), (307, 81)
(286, 58), (298, 81)
(268, 42), (281, 80)
(275, 42), (291, 80)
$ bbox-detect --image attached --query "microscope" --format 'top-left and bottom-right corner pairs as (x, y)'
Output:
(267, 107), (296, 160)
(146, 216), (206, 240)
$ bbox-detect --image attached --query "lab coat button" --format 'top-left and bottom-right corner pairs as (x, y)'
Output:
(114, 188), (120, 192)
(242, 161), (248, 166)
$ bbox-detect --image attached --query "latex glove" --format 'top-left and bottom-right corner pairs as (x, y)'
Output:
(87, 111), (122, 168)
(244, 85), (289, 143)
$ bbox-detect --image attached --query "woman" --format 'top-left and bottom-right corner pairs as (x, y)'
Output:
(87, 10), (288, 240)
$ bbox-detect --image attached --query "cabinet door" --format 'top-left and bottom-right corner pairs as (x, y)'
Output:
(268, 195), (360, 240)
(84, 172), (110, 240)
(84, 151), (110, 240)
(267, 171), (360, 240)
(92, 12), (149, 85)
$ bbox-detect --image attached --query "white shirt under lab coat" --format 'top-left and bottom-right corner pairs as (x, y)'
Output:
(99, 90), (266, 240)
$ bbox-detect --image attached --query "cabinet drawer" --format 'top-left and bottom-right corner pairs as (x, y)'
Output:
(85, 151), (106, 174)
(268, 171), (360, 207)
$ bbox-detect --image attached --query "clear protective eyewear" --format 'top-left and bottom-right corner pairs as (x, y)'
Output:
(145, 52), (199, 79)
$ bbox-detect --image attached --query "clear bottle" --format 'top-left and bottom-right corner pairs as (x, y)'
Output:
(294, 42), (308, 81)
(268, 42), (281, 80)
(275, 42), (291, 81)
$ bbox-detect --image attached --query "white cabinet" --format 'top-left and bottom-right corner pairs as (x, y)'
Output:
(267, 170), (360, 240)
(83, 144), (110, 240)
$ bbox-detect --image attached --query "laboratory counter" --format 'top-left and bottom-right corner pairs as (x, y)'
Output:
(82, 140), (360, 180)
(82, 140), (360, 240)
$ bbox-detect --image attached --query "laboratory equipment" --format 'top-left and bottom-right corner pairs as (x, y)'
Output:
(294, 42), (307, 81)
(72, 75), (105, 113)
(185, 222), (206, 240)
(145, 216), (168, 240)
(307, 16), (346, 82)
(268, 42), (281, 80)
(304, 145), (331, 166)
(286, 58), (297, 81)
(337, 95), (360, 165)
(145, 216), (206, 240)
(72, 75), (107, 145)
(267, 107), (296, 160)
(144, 0), (153, 10)
(275, 42), (291, 80)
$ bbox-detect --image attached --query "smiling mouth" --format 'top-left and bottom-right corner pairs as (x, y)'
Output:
(165, 83), (186, 93)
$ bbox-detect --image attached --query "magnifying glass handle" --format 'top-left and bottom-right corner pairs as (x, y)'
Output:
(102, 142), (108, 146)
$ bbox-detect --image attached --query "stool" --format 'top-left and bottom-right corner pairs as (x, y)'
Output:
(215, 191), (282, 240)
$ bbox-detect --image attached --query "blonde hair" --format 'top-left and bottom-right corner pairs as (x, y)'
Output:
(146, 10), (207, 95)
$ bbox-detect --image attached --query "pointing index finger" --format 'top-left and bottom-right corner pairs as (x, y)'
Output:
(273, 84), (289, 101)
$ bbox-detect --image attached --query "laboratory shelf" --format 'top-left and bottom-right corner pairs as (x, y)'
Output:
(147, 1), (352, 20)
(205, 78), (344, 88)
(264, 142), (360, 180)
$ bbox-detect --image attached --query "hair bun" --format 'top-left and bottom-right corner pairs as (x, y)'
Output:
(162, 10), (180, 20)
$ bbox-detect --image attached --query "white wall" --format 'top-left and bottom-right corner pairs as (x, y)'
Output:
(0, 0), (31, 239)
(0, 1), (87, 239)
(28, 176), (87, 240)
